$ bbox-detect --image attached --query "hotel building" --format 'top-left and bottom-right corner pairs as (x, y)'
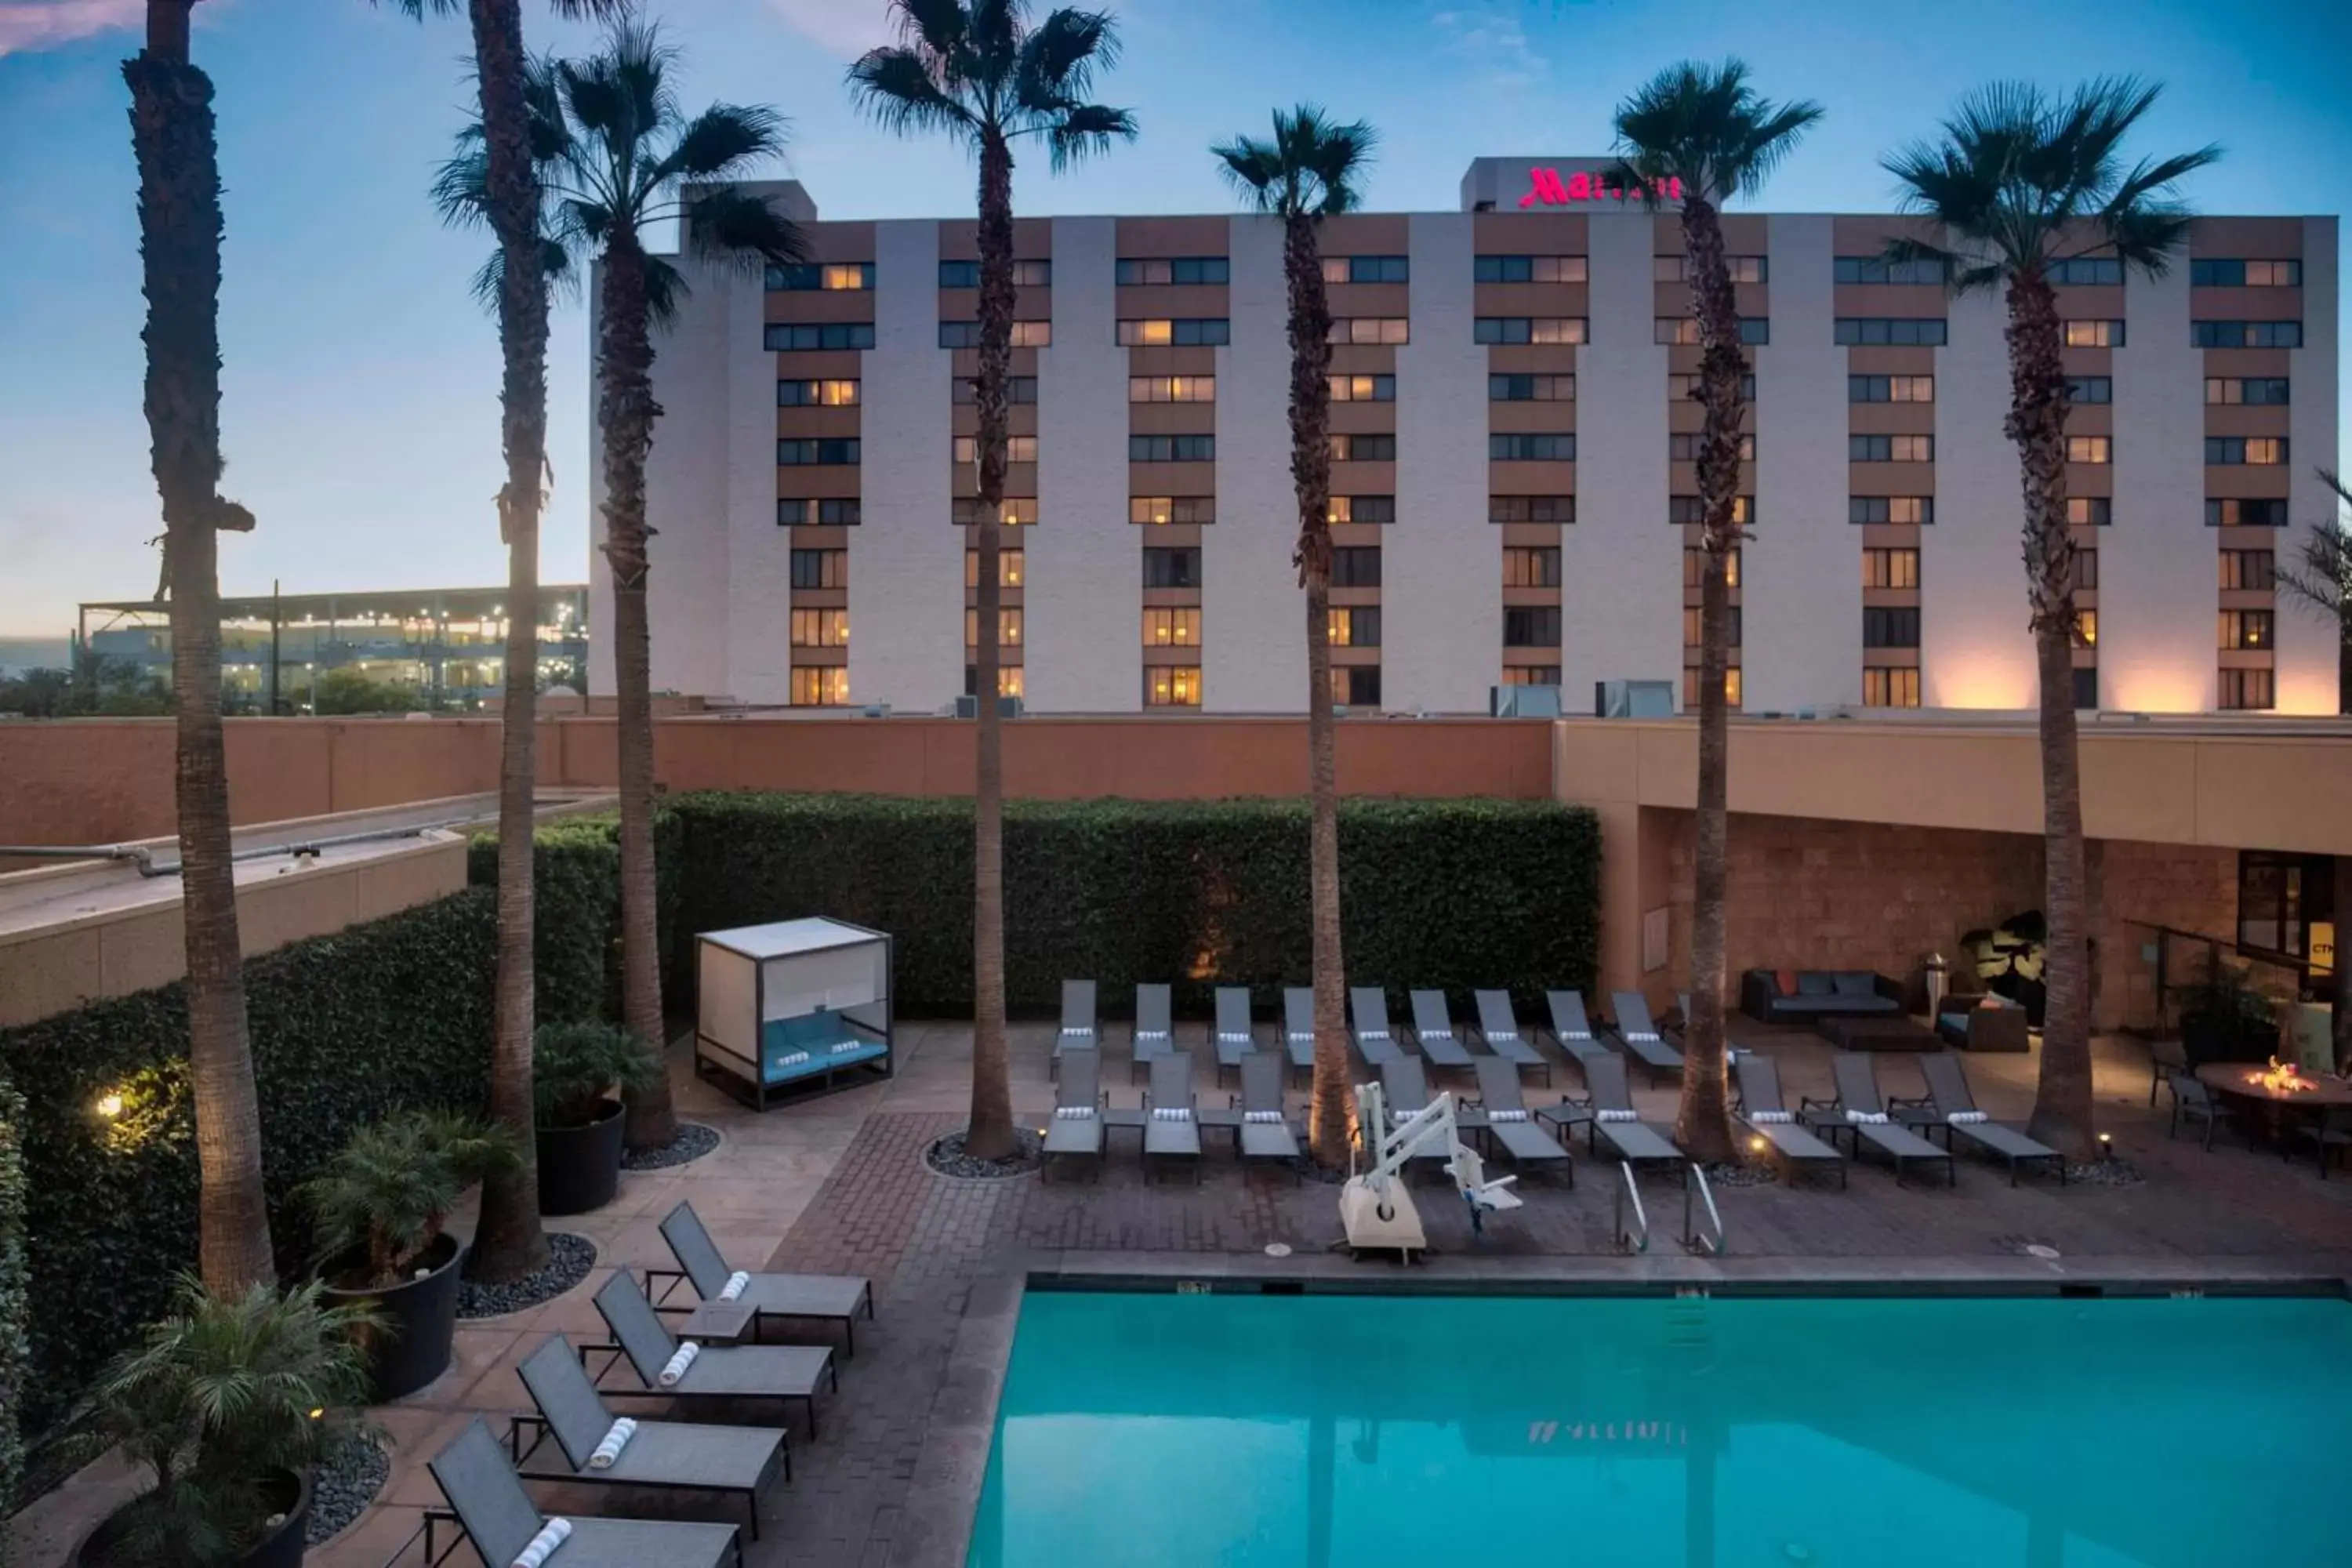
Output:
(588, 159), (2339, 719)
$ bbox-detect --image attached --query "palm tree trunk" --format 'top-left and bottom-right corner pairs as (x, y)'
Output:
(963, 127), (1016, 1161)
(1282, 211), (1351, 1168)
(598, 226), (676, 1151)
(466, 0), (547, 1278)
(127, 1), (273, 1294)
(1674, 195), (1740, 1164)
(2005, 273), (2095, 1158)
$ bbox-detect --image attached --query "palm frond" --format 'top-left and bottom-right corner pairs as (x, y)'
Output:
(1611, 57), (1819, 205)
(683, 187), (809, 270)
(2275, 468), (2352, 631)
(467, 238), (580, 318)
(891, 0), (974, 59)
(847, 45), (978, 141)
(641, 255), (688, 329)
(430, 143), (493, 231)
(1016, 7), (1121, 107)
(1213, 105), (1372, 220)
(653, 103), (789, 186)
(1212, 132), (1281, 209)
(1042, 102), (1138, 169)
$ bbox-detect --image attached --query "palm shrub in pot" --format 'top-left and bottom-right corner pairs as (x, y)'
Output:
(64, 1277), (374, 1568)
(2179, 954), (2280, 1068)
(300, 1112), (518, 1400)
(534, 1022), (660, 1216)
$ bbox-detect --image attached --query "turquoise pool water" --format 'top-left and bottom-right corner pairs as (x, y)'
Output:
(967, 1290), (2352, 1568)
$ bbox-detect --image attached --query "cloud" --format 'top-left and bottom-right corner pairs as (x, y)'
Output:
(764, 0), (902, 58)
(1429, 2), (1547, 90)
(0, 0), (143, 57)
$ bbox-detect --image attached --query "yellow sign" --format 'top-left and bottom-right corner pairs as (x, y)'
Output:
(2311, 920), (2335, 978)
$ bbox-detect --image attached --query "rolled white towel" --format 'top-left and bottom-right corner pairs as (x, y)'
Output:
(657, 1341), (700, 1387)
(1748, 1111), (1795, 1125)
(777, 1051), (810, 1067)
(1565, 1029), (1593, 1042)
(1286, 1032), (1313, 1044)
(1488, 1109), (1530, 1123)
(587, 1417), (637, 1470)
(1627, 1030), (1662, 1043)
(1845, 1109), (1890, 1125)
(830, 1040), (862, 1054)
(1946, 1110), (1990, 1125)
(1595, 1109), (1638, 1123)
(1150, 1106), (1194, 1122)
(1243, 1110), (1283, 1124)
(1136, 1029), (1172, 1044)
(1425, 1030), (1455, 1043)
(511, 1518), (572, 1568)
(1053, 1105), (1095, 1120)
(1058, 1026), (1096, 1042)
(1360, 1029), (1390, 1040)
(717, 1269), (750, 1301)
(1216, 1031), (1253, 1044)
(1489, 1031), (1521, 1044)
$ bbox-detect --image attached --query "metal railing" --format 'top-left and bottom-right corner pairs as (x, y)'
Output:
(1681, 1163), (1725, 1256)
(1612, 1161), (1649, 1254)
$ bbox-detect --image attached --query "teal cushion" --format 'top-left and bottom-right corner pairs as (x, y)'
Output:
(1796, 972), (1837, 997)
(1831, 971), (1878, 998)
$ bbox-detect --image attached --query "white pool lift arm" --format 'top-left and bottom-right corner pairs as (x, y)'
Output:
(1341, 1082), (1522, 1254)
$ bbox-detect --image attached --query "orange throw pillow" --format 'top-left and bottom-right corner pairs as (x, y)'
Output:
(1775, 968), (1799, 996)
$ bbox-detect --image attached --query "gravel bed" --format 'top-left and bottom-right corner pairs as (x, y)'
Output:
(1699, 1159), (1780, 1188)
(456, 1232), (597, 1319)
(2064, 1156), (2146, 1187)
(924, 1129), (1044, 1179)
(622, 1120), (720, 1171)
(307, 1430), (388, 1545)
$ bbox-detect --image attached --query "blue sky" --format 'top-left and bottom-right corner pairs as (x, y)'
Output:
(2, 0), (2348, 636)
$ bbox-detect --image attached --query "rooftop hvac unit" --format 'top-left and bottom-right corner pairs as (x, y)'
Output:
(953, 695), (1025, 719)
(1490, 684), (1563, 718)
(1594, 679), (1676, 719)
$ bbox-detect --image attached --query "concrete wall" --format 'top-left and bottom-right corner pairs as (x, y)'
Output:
(1926, 288), (2038, 708)
(2281, 216), (2343, 713)
(1203, 215), (1301, 713)
(2106, 253), (2212, 712)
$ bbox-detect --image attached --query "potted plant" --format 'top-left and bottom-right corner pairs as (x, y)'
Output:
(300, 1112), (518, 1400)
(534, 1022), (660, 1216)
(2179, 954), (2279, 1069)
(66, 1277), (373, 1568)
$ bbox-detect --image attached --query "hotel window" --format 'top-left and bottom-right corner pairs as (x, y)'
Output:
(1327, 606), (1381, 647)
(1324, 255), (1410, 285)
(1329, 495), (1396, 524)
(1850, 434), (1932, 463)
(2194, 320), (2303, 349)
(2063, 319), (2124, 348)
(2067, 498), (2111, 526)
(1671, 372), (1756, 401)
(789, 608), (849, 648)
(2205, 437), (2286, 466)
(965, 548), (1025, 587)
(1682, 546), (1741, 588)
(1863, 666), (1922, 708)
(1129, 375), (1217, 402)
(1330, 546), (1382, 586)
(2071, 549), (2099, 590)
(1142, 607), (1203, 647)
(1490, 373), (1573, 401)
(2190, 259), (2302, 287)
(1849, 375), (1936, 403)
(2067, 435), (2112, 465)
(1683, 668), (1744, 706)
(2045, 257), (2123, 286)
(2073, 666), (2100, 710)
(1833, 256), (1947, 285)
(1655, 254), (1767, 284)
(1503, 606), (1562, 647)
(2066, 376), (2112, 405)
(790, 666), (849, 706)
(1849, 495), (1934, 524)
(1475, 254), (1587, 283)
(1503, 665), (1562, 686)
(938, 319), (1052, 347)
(1130, 496), (1215, 525)
(1332, 666), (1382, 706)
(2219, 550), (2275, 590)
(1474, 317), (1587, 344)
(1330, 373), (1396, 401)
(2205, 377), (2291, 405)
(937, 259), (1051, 287)
(2074, 608), (2098, 648)
(1670, 433), (1755, 462)
(1116, 256), (1229, 285)
(1655, 318), (1700, 346)
(1669, 495), (1755, 526)
(1489, 495), (1574, 524)
(1834, 318), (1948, 346)
(953, 375), (1039, 405)
(1116, 318), (1231, 347)
(789, 549), (847, 590)
(2219, 667), (2275, 710)
(1145, 666), (1203, 707)
(1142, 546), (1201, 589)
(964, 665), (1025, 699)
(1681, 606), (1742, 647)
(1329, 318), (1410, 345)
(768, 262), (874, 291)
(2208, 499), (2288, 528)
(953, 497), (1039, 526)
(1501, 546), (1562, 587)
(964, 607), (1024, 647)
(1863, 605), (1921, 648)
(1862, 547), (1920, 589)
(2219, 609), (2274, 650)
(778, 498), (863, 526)
(1329, 434), (1395, 463)
(764, 322), (876, 350)
(1012, 320), (1051, 346)
(956, 435), (1039, 464)
(1491, 434), (1576, 461)
(777, 378), (861, 407)
(779, 437), (860, 466)
(938, 260), (978, 288)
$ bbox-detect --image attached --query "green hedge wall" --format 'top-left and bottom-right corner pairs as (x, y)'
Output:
(664, 793), (1601, 1018)
(0, 1076), (28, 1555)
(0, 889), (497, 1435)
(467, 811), (682, 1026)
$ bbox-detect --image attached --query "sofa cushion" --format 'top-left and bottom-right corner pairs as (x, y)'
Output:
(1831, 971), (1878, 998)
(1795, 971), (1836, 997)
(1803, 995), (1900, 1014)
(1773, 968), (1798, 997)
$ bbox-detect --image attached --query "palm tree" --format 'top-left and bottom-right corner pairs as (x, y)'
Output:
(1886, 79), (2216, 1155)
(2274, 468), (2351, 1073)
(440, 23), (807, 1152)
(848, 0), (1134, 1161)
(377, 0), (629, 1280)
(125, 0), (271, 1292)
(1212, 107), (1376, 1169)
(1613, 60), (1821, 1165)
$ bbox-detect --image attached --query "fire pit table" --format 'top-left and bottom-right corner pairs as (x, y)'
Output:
(2194, 1060), (2352, 1149)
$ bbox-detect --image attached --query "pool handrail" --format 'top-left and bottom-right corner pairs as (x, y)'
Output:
(1613, 1160), (1648, 1254)
(1682, 1162), (1724, 1256)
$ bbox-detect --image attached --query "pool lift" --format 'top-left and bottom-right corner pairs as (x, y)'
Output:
(1339, 1080), (1523, 1258)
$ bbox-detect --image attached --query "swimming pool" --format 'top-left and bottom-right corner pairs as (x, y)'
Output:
(967, 1288), (2352, 1568)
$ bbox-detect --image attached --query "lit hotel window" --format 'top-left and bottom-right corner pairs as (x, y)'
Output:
(768, 262), (873, 291)
(965, 548), (1025, 587)
(1145, 667), (1202, 707)
(1474, 318), (1585, 344)
(1682, 668), (1743, 707)
(1327, 607), (1381, 648)
(2205, 437), (2287, 466)
(940, 319), (1051, 347)
(2205, 378), (2290, 405)
(1863, 667), (1920, 708)
(1129, 375), (1217, 403)
(956, 436), (1038, 464)
(789, 608), (848, 648)
(1848, 375), (1934, 403)
(1670, 495), (1755, 526)
(2062, 319), (2124, 348)
(1475, 255), (1587, 283)
(1849, 498), (1929, 526)
(2074, 609), (2098, 648)
(965, 608), (1024, 648)
(1329, 434), (1395, 463)
(2218, 610), (2273, 651)
(962, 665), (1026, 699)
(1330, 374), (1396, 401)
(1862, 547), (1919, 589)
(1682, 606), (1742, 648)
(1502, 547), (1561, 587)
(790, 666), (849, 706)
(2067, 435), (2111, 465)
(777, 379), (860, 407)
(2218, 550), (2274, 590)
(1130, 496), (1215, 525)
(2190, 259), (2301, 287)
(1329, 495), (1395, 524)
(1116, 318), (1230, 346)
(1850, 434), (1931, 463)
(953, 498), (1038, 526)
(2068, 498), (2111, 526)
(1143, 608), (1202, 648)
(1328, 318), (1410, 345)
(1682, 547), (1740, 588)
(2219, 667), (2274, 710)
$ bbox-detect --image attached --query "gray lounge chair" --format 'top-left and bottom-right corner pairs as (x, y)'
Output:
(1051, 979), (1098, 1077)
(1212, 986), (1257, 1083)
(2163, 1069), (2230, 1150)
(426, 1417), (742, 1568)
(1281, 986), (1316, 1083)
(590, 1272), (837, 1436)
(1731, 1055), (1847, 1188)
(1142, 1051), (1202, 1182)
(1130, 982), (1175, 1082)
(1406, 989), (1475, 1070)
(1470, 1057), (1571, 1181)
(1609, 991), (1686, 1085)
(1472, 989), (1552, 1085)
(1900, 1054), (2066, 1185)
(1349, 986), (1406, 1066)
(515, 1336), (786, 1538)
(1042, 1045), (1105, 1178)
(1377, 1058), (1458, 1168)
(1801, 1054), (1956, 1188)
(1233, 1051), (1300, 1173)
(657, 1201), (874, 1356)
(1544, 990), (1613, 1068)
(1576, 1054), (1686, 1171)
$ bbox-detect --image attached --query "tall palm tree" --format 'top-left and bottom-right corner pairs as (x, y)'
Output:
(1613, 60), (1821, 1165)
(848, 0), (1134, 1161)
(378, 0), (629, 1280)
(126, 0), (271, 1293)
(1886, 79), (2216, 1155)
(440, 23), (808, 1151)
(1212, 107), (1376, 1169)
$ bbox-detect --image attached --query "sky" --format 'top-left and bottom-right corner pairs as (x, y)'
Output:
(2, 0), (2350, 637)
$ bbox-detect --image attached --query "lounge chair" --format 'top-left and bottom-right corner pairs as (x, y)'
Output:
(2292, 1106), (2352, 1178)
(1406, 989), (1475, 1070)
(1233, 1050), (1300, 1174)
(1130, 982), (1175, 1083)
(1469, 1057), (1571, 1181)
(1377, 1058), (1459, 1169)
(1609, 991), (1686, 1085)
(1042, 1045), (1106, 1179)
(1899, 1054), (2066, 1185)
(1142, 1051), (1202, 1183)
(426, 1417), (742, 1568)
(514, 1335), (786, 1539)
(1544, 990), (1614, 1068)
(656, 1201), (874, 1356)
(1281, 986), (1316, 1084)
(1472, 989), (1552, 1085)
(1800, 1055), (1956, 1188)
(1212, 986), (1257, 1084)
(1051, 979), (1098, 1078)
(1730, 1055), (1847, 1188)
(590, 1273), (837, 1437)
(2163, 1069), (2230, 1150)
(1576, 1054), (1687, 1172)
(1349, 987), (1406, 1066)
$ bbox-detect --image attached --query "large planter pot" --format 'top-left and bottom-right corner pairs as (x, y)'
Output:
(537, 1098), (626, 1217)
(322, 1232), (463, 1402)
(74, 1467), (312, 1568)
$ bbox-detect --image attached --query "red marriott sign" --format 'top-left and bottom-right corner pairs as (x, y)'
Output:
(1520, 168), (1684, 209)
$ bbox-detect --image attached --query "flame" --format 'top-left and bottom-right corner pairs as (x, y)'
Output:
(2249, 1057), (2316, 1094)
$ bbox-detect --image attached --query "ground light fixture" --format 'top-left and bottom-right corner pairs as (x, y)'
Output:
(93, 1091), (124, 1120)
